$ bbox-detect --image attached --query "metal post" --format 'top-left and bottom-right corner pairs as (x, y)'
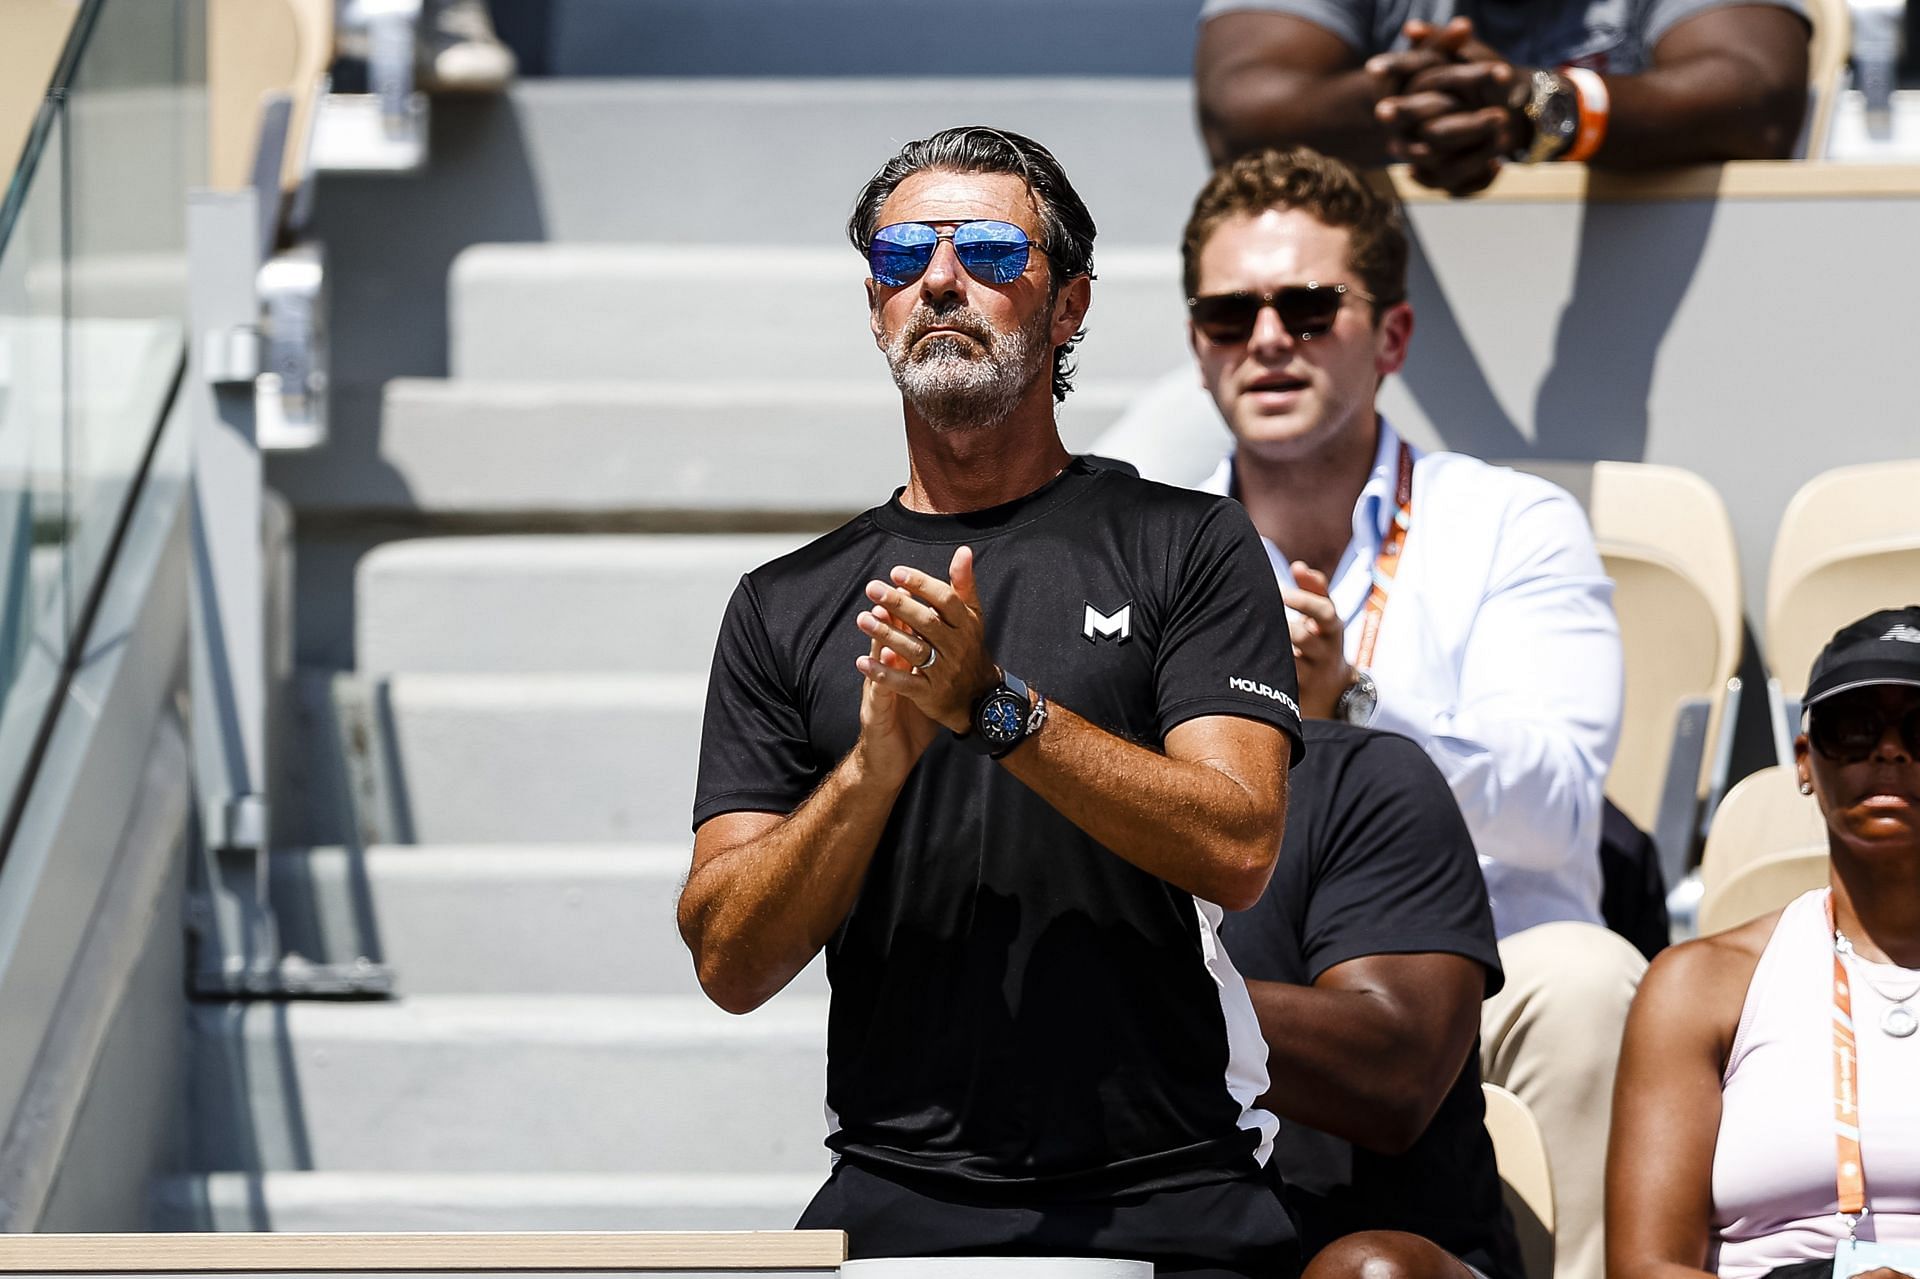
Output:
(184, 188), (389, 998)
(185, 188), (274, 993)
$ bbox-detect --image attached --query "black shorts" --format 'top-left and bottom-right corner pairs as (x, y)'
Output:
(797, 1158), (1301, 1279)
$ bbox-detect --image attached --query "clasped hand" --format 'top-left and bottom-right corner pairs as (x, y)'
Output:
(852, 545), (1002, 779)
(1367, 16), (1531, 196)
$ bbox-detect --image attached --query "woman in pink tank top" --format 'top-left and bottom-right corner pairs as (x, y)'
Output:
(1607, 606), (1920, 1279)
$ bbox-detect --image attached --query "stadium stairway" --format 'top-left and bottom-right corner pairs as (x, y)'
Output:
(157, 77), (1202, 1232)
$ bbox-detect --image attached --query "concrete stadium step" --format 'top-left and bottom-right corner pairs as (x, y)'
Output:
(336, 673), (704, 844)
(314, 80), (1202, 249)
(152, 1170), (821, 1233)
(513, 0), (1195, 77)
(355, 378), (1140, 519)
(270, 843), (828, 999)
(355, 534), (812, 676)
(449, 246), (1188, 387)
(184, 995), (831, 1175)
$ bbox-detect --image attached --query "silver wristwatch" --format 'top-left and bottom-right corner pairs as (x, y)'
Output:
(1514, 68), (1579, 164)
(1335, 668), (1378, 726)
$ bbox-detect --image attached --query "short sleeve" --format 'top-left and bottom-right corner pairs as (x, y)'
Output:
(1153, 498), (1306, 765)
(1198, 0), (1375, 54)
(691, 577), (822, 829)
(1300, 731), (1503, 993)
(1642, 0), (1807, 51)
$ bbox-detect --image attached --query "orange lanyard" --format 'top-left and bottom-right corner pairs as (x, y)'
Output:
(1352, 441), (1416, 672)
(1829, 892), (1868, 1232)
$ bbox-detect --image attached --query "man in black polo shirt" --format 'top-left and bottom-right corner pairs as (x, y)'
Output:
(1221, 719), (1521, 1279)
(679, 126), (1305, 1278)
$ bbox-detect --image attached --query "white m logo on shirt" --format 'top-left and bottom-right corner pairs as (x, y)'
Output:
(1084, 602), (1133, 644)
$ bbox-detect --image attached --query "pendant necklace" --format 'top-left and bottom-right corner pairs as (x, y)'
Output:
(1836, 929), (1920, 1038)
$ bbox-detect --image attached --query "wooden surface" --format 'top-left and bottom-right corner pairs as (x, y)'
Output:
(0, 0), (82, 181)
(0, 1232), (848, 1273)
(208, 0), (334, 194)
(207, 0), (303, 192)
(1388, 160), (1920, 203)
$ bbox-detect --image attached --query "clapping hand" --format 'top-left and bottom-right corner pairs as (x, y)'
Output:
(855, 545), (1001, 737)
(1283, 562), (1357, 719)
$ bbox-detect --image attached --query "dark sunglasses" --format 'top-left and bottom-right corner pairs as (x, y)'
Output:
(1808, 693), (1920, 762)
(1187, 283), (1378, 343)
(868, 219), (1046, 288)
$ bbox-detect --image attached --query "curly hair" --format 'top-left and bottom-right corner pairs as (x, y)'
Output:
(848, 125), (1097, 403)
(1181, 147), (1407, 314)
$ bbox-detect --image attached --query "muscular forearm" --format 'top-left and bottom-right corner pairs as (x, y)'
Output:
(1000, 702), (1285, 911)
(1194, 15), (1393, 166)
(1200, 63), (1393, 167)
(1246, 977), (1463, 1154)
(1590, 58), (1805, 167)
(679, 747), (903, 1014)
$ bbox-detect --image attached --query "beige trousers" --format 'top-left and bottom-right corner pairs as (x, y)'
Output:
(1480, 921), (1648, 1279)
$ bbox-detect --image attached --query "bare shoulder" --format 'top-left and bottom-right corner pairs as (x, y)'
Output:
(1633, 911), (1780, 1048)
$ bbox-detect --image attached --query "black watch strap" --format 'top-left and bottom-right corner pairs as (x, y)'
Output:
(957, 670), (1037, 758)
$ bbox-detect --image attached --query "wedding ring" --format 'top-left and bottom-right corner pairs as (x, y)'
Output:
(919, 644), (939, 671)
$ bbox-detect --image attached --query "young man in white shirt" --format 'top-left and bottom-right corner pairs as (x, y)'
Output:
(1174, 146), (1645, 1279)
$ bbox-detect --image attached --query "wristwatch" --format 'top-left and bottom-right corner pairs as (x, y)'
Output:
(1512, 68), (1579, 164)
(960, 670), (1044, 759)
(1335, 668), (1378, 727)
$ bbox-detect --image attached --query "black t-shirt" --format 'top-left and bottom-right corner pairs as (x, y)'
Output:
(694, 458), (1305, 1201)
(1218, 721), (1524, 1279)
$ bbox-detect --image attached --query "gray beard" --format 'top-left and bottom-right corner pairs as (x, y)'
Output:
(885, 303), (1051, 432)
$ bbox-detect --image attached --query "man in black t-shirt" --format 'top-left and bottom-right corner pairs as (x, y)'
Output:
(1219, 719), (1523, 1279)
(680, 126), (1306, 1279)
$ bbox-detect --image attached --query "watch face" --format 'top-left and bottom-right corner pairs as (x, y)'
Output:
(1541, 90), (1578, 141)
(977, 691), (1027, 745)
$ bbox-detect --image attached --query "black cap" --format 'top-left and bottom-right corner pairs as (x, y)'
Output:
(1804, 605), (1920, 707)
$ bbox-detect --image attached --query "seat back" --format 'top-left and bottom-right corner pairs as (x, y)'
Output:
(1696, 847), (1829, 935)
(1700, 765), (1825, 894)
(1769, 545), (1920, 705)
(1482, 1083), (1556, 1279)
(1766, 460), (1920, 698)
(1801, 0), (1853, 159)
(1506, 461), (1742, 833)
(1601, 551), (1726, 832)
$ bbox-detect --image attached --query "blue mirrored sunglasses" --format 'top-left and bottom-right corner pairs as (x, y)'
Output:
(867, 219), (1046, 288)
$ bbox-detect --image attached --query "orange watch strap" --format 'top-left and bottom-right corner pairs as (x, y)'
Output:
(1561, 65), (1610, 163)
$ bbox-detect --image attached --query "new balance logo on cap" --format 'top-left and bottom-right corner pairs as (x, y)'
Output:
(1084, 602), (1132, 644)
(1881, 624), (1920, 644)
(1229, 676), (1301, 719)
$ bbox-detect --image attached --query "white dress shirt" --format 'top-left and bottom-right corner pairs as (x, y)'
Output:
(1201, 420), (1624, 938)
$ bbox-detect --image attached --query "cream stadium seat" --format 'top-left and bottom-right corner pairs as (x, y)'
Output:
(1800, 0), (1852, 158)
(1764, 460), (1920, 762)
(1698, 764), (1825, 896)
(1507, 460), (1743, 885)
(1696, 847), (1829, 936)
(1483, 1083), (1555, 1279)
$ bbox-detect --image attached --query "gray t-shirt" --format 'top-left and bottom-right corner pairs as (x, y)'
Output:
(1199, 0), (1806, 74)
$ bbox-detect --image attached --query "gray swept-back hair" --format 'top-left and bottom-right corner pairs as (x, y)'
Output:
(848, 125), (1097, 403)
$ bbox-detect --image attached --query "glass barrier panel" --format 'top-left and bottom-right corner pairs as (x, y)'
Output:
(0, 98), (73, 808)
(61, 0), (205, 630)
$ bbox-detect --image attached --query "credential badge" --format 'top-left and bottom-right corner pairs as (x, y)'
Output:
(1084, 601), (1133, 644)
